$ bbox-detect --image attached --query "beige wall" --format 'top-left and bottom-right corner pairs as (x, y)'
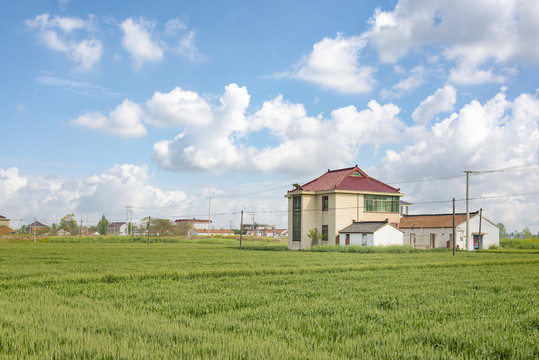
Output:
(0, 218), (9, 228)
(287, 190), (402, 250)
(363, 211), (400, 225)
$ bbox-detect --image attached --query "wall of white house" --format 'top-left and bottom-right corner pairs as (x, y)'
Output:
(401, 215), (499, 249)
(339, 232), (373, 246)
(338, 225), (403, 247)
(373, 225), (404, 246)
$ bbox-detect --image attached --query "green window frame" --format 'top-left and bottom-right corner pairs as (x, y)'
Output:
(364, 195), (399, 213)
(322, 225), (328, 241)
(322, 196), (328, 211)
(293, 196), (301, 241)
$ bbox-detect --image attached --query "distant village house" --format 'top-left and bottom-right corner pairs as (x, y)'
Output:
(399, 211), (499, 249)
(108, 222), (128, 235)
(285, 165), (404, 250)
(0, 215), (13, 235)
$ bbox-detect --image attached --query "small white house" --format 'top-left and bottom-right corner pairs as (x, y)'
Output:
(399, 211), (499, 250)
(175, 218), (212, 230)
(337, 220), (403, 246)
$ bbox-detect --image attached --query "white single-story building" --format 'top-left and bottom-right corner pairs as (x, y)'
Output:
(337, 220), (403, 246)
(399, 211), (499, 250)
(175, 218), (212, 230)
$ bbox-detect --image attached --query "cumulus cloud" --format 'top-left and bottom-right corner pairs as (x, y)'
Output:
(412, 84), (456, 124)
(0, 164), (187, 225)
(364, 0), (539, 84)
(152, 83), (405, 174)
(285, 33), (376, 94)
(70, 99), (146, 138)
(145, 87), (212, 127)
(25, 13), (103, 71)
(121, 17), (164, 68)
(376, 89), (539, 233)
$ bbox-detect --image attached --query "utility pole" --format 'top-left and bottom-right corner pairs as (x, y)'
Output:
(452, 198), (456, 256)
(463, 171), (472, 251)
(208, 197), (211, 236)
(33, 217), (36, 244)
(147, 216), (151, 246)
(478, 208), (483, 250)
(240, 210), (244, 249)
(79, 219), (82, 243)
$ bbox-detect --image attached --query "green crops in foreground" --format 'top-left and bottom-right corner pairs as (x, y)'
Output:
(0, 241), (537, 359)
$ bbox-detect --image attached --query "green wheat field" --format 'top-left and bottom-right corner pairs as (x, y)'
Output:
(0, 238), (537, 359)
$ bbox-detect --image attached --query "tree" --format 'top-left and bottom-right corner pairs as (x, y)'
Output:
(174, 221), (194, 236)
(307, 228), (324, 246)
(97, 215), (109, 235)
(139, 217), (174, 236)
(497, 223), (506, 238)
(59, 214), (78, 235)
(522, 227), (532, 239)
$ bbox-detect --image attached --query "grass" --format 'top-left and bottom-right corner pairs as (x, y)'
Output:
(0, 238), (537, 359)
(500, 237), (539, 249)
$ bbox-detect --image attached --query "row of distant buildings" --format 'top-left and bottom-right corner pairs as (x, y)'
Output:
(285, 165), (499, 251)
(0, 216), (287, 238)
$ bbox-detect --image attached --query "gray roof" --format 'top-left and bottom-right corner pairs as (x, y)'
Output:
(339, 221), (390, 234)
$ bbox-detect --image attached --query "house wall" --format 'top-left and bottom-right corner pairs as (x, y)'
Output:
(401, 215), (499, 249)
(0, 218), (9, 228)
(373, 225), (403, 246)
(338, 225), (403, 247)
(288, 193), (318, 250)
(363, 211), (400, 226)
(287, 191), (403, 250)
(339, 233), (373, 246)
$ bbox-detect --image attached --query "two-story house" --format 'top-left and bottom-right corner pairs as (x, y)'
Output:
(285, 165), (404, 250)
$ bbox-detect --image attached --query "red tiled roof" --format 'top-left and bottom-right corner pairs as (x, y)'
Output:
(0, 215), (6, 219)
(290, 166), (400, 194)
(399, 212), (479, 229)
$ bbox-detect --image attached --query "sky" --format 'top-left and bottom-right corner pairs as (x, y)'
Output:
(1, 0), (538, 234)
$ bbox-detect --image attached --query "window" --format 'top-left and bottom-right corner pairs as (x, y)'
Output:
(322, 196), (328, 211)
(292, 196), (301, 241)
(362, 233), (368, 246)
(345, 234), (350, 245)
(364, 195), (399, 213)
(322, 225), (328, 241)
(410, 233), (416, 247)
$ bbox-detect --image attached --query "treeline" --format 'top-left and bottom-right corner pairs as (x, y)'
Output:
(497, 223), (538, 239)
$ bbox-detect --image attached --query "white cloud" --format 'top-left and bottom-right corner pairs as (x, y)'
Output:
(0, 164), (187, 225)
(121, 17), (164, 68)
(145, 87), (213, 127)
(286, 33), (376, 94)
(70, 99), (146, 138)
(37, 76), (121, 98)
(25, 13), (102, 71)
(412, 84), (457, 124)
(375, 89), (539, 233)
(152, 83), (405, 174)
(381, 65), (425, 98)
(164, 18), (187, 35)
(175, 30), (204, 61)
(365, 0), (539, 84)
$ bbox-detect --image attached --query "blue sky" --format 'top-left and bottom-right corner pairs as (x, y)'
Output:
(1, 0), (538, 233)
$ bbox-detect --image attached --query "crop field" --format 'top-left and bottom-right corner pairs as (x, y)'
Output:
(0, 239), (538, 359)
